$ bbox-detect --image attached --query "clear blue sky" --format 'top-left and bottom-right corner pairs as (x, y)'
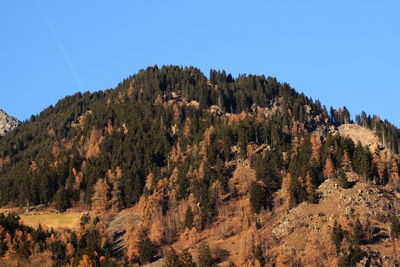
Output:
(1, 1), (399, 126)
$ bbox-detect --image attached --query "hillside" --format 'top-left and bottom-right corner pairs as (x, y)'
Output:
(0, 65), (399, 266)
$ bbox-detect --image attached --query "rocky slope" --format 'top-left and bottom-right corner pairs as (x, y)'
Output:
(107, 142), (400, 267)
(0, 109), (20, 136)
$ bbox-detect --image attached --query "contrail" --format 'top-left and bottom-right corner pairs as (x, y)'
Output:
(34, 0), (84, 91)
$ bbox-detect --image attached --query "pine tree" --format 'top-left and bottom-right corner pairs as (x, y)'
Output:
(352, 219), (365, 245)
(373, 154), (386, 184)
(338, 171), (350, 189)
(254, 244), (265, 266)
(54, 187), (72, 212)
(364, 219), (373, 242)
(198, 242), (214, 267)
(184, 206), (194, 229)
(163, 248), (196, 267)
(108, 169), (123, 212)
(179, 249), (196, 267)
(164, 248), (180, 267)
(389, 160), (399, 186)
(338, 245), (365, 267)
(390, 216), (400, 239)
(360, 148), (373, 181)
(305, 172), (318, 204)
(288, 175), (306, 208)
(331, 220), (344, 255)
(341, 151), (352, 172)
(138, 237), (156, 264)
(342, 106), (351, 124)
(249, 182), (269, 213)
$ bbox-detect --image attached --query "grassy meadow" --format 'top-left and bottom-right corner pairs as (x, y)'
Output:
(20, 212), (83, 229)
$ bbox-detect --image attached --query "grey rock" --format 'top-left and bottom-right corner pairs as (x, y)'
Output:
(0, 109), (20, 136)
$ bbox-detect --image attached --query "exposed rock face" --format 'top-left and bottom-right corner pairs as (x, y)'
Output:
(271, 177), (400, 266)
(0, 109), (20, 136)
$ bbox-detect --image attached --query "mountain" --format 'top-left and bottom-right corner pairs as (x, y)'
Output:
(0, 109), (20, 136)
(0, 65), (399, 266)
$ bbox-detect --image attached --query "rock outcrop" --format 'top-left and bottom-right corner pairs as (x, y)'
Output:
(0, 109), (20, 136)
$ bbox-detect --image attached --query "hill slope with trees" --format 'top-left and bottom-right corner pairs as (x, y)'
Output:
(0, 65), (399, 266)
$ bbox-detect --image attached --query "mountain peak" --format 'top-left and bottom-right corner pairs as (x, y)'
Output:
(0, 109), (20, 136)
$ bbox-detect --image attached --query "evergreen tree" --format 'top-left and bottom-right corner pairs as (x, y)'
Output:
(352, 219), (365, 245)
(305, 172), (319, 204)
(288, 175), (306, 208)
(331, 220), (344, 255)
(338, 171), (350, 189)
(55, 187), (72, 212)
(164, 248), (180, 267)
(179, 249), (196, 267)
(249, 182), (271, 213)
(390, 216), (400, 239)
(341, 151), (352, 172)
(254, 244), (265, 266)
(184, 206), (194, 229)
(338, 245), (365, 267)
(198, 242), (214, 267)
(138, 237), (156, 264)
(50, 241), (68, 267)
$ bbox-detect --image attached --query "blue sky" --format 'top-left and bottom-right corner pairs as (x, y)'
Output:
(1, 1), (399, 126)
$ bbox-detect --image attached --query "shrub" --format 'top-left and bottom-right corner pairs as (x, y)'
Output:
(138, 237), (156, 264)
(198, 242), (214, 267)
(390, 216), (400, 239)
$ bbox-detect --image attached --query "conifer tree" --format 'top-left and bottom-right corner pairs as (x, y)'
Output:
(184, 206), (194, 229)
(138, 237), (156, 264)
(389, 160), (399, 186)
(373, 154), (386, 184)
(310, 132), (322, 162)
(288, 176), (306, 208)
(338, 171), (350, 189)
(341, 151), (352, 172)
(55, 187), (72, 212)
(323, 157), (335, 180)
(164, 248), (180, 267)
(249, 182), (270, 213)
(390, 216), (400, 239)
(352, 219), (365, 245)
(91, 178), (110, 214)
(305, 172), (318, 203)
(254, 244), (265, 266)
(198, 242), (214, 267)
(331, 220), (344, 255)
(179, 249), (196, 267)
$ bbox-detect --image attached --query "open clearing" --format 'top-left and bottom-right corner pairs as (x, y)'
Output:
(20, 212), (83, 229)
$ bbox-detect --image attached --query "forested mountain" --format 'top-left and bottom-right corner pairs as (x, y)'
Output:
(0, 65), (331, 207)
(0, 65), (399, 266)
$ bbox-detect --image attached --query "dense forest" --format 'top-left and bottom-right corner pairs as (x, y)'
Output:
(0, 65), (399, 266)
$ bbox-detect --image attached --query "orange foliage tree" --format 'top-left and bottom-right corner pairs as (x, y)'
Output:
(323, 158), (335, 180)
(91, 178), (110, 214)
